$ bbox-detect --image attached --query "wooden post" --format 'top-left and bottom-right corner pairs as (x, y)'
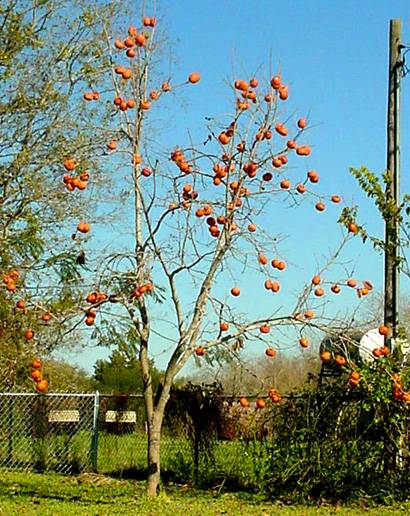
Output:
(384, 19), (402, 346)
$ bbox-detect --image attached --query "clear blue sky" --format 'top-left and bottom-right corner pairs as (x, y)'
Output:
(67, 0), (410, 375)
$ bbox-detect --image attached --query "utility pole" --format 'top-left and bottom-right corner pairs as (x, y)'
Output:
(384, 19), (403, 346)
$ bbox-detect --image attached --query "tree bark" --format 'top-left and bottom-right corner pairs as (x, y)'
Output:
(146, 419), (161, 497)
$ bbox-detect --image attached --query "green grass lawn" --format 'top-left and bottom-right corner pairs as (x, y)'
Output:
(0, 470), (409, 516)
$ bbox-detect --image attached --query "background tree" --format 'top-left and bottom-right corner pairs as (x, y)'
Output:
(94, 349), (161, 395)
(42, 359), (94, 392)
(0, 0), (115, 389)
(191, 349), (319, 395)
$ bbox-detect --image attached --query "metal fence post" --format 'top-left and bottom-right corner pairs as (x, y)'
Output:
(91, 391), (100, 472)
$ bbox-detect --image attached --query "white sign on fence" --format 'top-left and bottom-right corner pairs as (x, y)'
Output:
(105, 410), (136, 423)
(48, 410), (80, 423)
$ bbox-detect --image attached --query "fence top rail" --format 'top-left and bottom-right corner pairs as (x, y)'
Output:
(0, 392), (96, 398)
(0, 392), (145, 398)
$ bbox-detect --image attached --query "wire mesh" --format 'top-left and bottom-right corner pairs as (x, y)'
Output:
(0, 392), (193, 476)
(0, 393), (95, 474)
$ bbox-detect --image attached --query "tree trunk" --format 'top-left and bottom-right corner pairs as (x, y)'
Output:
(146, 414), (163, 497)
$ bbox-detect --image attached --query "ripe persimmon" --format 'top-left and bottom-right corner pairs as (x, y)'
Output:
(296, 183), (306, 194)
(296, 145), (311, 156)
(307, 170), (319, 183)
(124, 36), (134, 48)
(312, 275), (321, 285)
(6, 282), (16, 292)
(77, 222), (90, 234)
(315, 202), (326, 212)
(64, 159), (76, 171)
(299, 337), (309, 348)
(9, 270), (19, 280)
(107, 140), (117, 151)
(276, 261), (286, 271)
(270, 75), (281, 89)
(331, 284), (341, 294)
(32, 358), (41, 370)
(331, 195), (342, 203)
(320, 351), (331, 362)
(114, 39), (125, 49)
(85, 316), (95, 326)
(297, 118), (307, 129)
(230, 287), (240, 297)
(239, 397), (250, 408)
(256, 398), (266, 409)
(346, 278), (357, 288)
(260, 324), (270, 334)
(265, 348), (276, 357)
(258, 254), (268, 265)
(195, 346), (205, 356)
(41, 313), (51, 323)
(140, 100), (151, 110)
(270, 281), (280, 293)
(280, 179), (290, 190)
(378, 325), (389, 336)
(279, 85), (288, 100)
(248, 223), (257, 232)
(268, 389), (282, 403)
(335, 355), (346, 366)
(314, 287), (325, 297)
(25, 329), (34, 340)
(16, 299), (26, 309)
(31, 369), (42, 382)
(275, 123), (288, 137)
(188, 72), (201, 84)
(218, 132), (230, 145)
(35, 380), (49, 393)
(220, 322), (229, 332)
(135, 34), (146, 47)
(348, 222), (358, 234)
(380, 346), (390, 356)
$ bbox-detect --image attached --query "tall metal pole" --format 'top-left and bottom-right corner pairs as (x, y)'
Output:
(384, 19), (402, 346)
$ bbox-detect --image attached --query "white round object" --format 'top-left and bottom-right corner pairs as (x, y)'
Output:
(359, 328), (385, 363)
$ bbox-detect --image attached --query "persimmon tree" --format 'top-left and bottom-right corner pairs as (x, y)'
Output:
(50, 8), (390, 496)
(0, 0), (115, 389)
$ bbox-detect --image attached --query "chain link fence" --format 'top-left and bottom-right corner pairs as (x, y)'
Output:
(2, 390), (409, 495)
(0, 392), (193, 476)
